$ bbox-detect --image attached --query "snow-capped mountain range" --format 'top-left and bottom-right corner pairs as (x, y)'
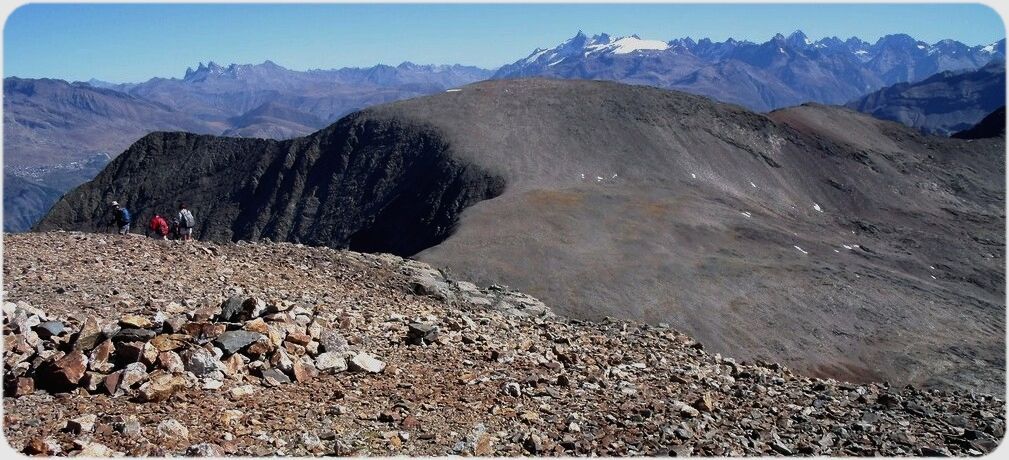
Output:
(494, 30), (1005, 111)
(4, 30), (1005, 233)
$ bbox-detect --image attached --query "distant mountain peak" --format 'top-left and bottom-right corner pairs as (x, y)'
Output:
(495, 30), (1004, 112)
(786, 30), (812, 47)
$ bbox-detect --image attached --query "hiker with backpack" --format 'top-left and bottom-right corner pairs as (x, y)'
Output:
(148, 214), (170, 240)
(111, 201), (131, 235)
(177, 203), (195, 242)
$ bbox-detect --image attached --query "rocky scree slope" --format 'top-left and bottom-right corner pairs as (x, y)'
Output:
(37, 79), (1006, 395)
(2, 232), (1005, 456)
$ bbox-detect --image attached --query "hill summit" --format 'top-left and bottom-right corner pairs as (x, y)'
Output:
(37, 78), (1005, 395)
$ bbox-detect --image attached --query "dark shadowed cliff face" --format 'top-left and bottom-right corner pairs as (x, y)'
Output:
(37, 79), (1005, 394)
(36, 117), (504, 256)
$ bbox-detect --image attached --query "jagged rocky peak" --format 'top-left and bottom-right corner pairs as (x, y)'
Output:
(785, 30), (812, 48)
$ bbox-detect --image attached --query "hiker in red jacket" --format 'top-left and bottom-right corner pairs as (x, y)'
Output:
(148, 214), (170, 240)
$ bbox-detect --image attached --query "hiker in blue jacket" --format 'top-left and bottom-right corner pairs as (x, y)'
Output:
(111, 201), (131, 235)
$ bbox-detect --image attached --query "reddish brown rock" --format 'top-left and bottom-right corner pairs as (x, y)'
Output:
(191, 305), (221, 322)
(402, 415), (421, 430)
(181, 322), (226, 342)
(157, 351), (185, 374)
(37, 350), (88, 391)
(245, 341), (273, 359)
(286, 331), (312, 346)
(283, 341), (306, 356)
(103, 371), (123, 396)
(22, 437), (50, 456)
(243, 318), (270, 334)
(151, 334), (186, 352)
(474, 433), (494, 456)
(14, 377), (34, 396)
(292, 356), (319, 383)
(137, 372), (188, 402)
(115, 341), (145, 363)
(221, 353), (245, 377)
(82, 372), (107, 392)
(88, 339), (115, 372)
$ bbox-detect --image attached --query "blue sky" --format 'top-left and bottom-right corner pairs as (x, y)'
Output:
(4, 3), (1005, 83)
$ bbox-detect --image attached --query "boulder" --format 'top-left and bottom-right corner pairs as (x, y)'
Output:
(242, 297), (268, 319)
(156, 418), (190, 440)
(14, 377), (34, 396)
(72, 316), (103, 352)
(218, 296), (245, 322)
(286, 331), (312, 346)
(182, 347), (223, 377)
(151, 334), (186, 352)
(119, 315), (153, 329)
(407, 322), (439, 345)
(81, 372), (107, 393)
(243, 318), (270, 334)
(315, 352), (348, 373)
(114, 341), (145, 364)
(221, 353), (246, 377)
(137, 372), (188, 402)
(102, 371), (123, 396)
(88, 339), (115, 372)
(162, 316), (188, 334)
(113, 328), (156, 342)
(37, 350), (88, 391)
(181, 322), (227, 343)
(65, 414), (97, 434)
(214, 330), (264, 355)
(34, 321), (65, 340)
(119, 362), (149, 390)
(349, 352), (386, 373)
(229, 385), (257, 399)
(293, 356), (319, 382)
(140, 341), (160, 366)
(269, 348), (294, 373)
(186, 443), (226, 457)
(261, 368), (290, 386)
(157, 351), (185, 374)
(245, 340), (274, 359)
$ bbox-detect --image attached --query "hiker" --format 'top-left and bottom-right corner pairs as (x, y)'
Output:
(148, 214), (170, 240)
(170, 217), (181, 240)
(111, 201), (131, 235)
(177, 203), (195, 242)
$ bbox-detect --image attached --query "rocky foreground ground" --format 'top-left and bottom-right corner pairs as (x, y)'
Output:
(2, 232), (1005, 456)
